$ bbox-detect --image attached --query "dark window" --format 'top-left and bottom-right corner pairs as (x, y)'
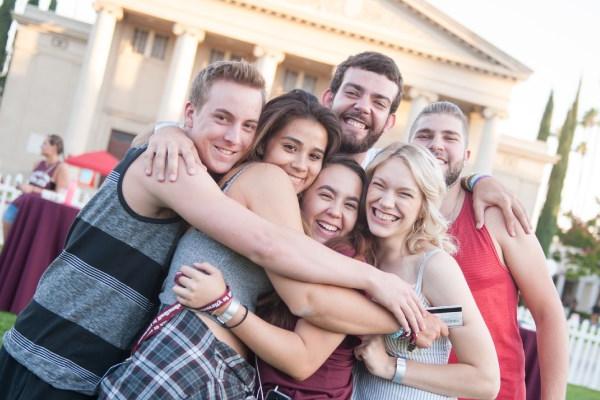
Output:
(107, 130), (136, 160)
(282, 69), (299, 92)
(132, 28), (149, 54)
(151, 34), (168, 60)
(209, 49), (225, 64)
(302, 74), (317, 94)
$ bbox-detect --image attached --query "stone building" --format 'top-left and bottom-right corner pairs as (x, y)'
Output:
(0, 0), (557, 218)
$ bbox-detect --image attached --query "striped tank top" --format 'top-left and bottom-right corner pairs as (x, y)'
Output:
(2, 147), (186, 395)
(352, 249), (454, 400)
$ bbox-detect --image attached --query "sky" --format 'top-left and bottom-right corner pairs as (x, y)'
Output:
(428, 0), (600, 220)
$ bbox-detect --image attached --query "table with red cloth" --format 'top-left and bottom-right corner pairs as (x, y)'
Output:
(0, 193), (79, 314)
(520, 326), (541, 400)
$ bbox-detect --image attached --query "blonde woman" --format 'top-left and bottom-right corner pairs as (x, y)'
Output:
(352, 142), (499, 399)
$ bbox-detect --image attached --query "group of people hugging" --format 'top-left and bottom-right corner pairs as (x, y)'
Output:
(0, 52), (568, 400)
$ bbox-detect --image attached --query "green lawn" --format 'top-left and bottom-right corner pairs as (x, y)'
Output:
(0, 311), (16, 346)
(0, 311), (599, 398)
(568, 384), (600, 400)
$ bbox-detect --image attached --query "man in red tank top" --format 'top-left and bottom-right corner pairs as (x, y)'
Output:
(408, 101), (568, 399)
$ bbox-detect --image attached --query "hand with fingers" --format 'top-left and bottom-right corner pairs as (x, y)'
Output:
(471, 175), (532, 236)
(143, 124), (204, 182)
(173, 262), (228, 311)
(354, 335), (396, 380)
(367, 271), (426, 335)
(414, 311), (449, 349)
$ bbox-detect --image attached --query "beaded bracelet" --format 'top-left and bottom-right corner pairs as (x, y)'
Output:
(388, 327), (411, 341)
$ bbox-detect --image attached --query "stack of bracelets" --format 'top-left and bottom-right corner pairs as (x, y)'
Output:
(460, 173), (491, 192)
(196, 284), (249, 329)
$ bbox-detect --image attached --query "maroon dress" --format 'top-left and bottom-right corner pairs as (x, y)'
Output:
(257, 243), (361, 399)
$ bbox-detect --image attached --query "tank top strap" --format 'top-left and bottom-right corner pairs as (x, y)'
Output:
(414, 248), (442, 294)
(220, 163), (252, 193)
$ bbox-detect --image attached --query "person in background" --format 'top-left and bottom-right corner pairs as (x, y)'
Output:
(2, 134), (69, 239)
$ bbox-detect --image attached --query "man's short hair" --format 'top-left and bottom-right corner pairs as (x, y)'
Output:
(409, 101), (469, 147)
(189, 60), (266, 109)
(329, 52), (403, 113)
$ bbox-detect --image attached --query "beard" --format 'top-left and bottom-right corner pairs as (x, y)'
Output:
(339, 129), (385, 154)
(445, 161), (464, 187)
(338, 110), (385, 154)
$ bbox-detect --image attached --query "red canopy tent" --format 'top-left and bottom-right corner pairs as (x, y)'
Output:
(65, 151), (119, 176)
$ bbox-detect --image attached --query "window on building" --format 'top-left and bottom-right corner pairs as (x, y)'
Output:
(151, 34), (168, 60)
(209, 48), (244, 65)
(132, 28), (149, 55)
(107, 130), (136, 161)
(282, 68), (318, 94)
(302, 74), (317, 93)
(209, 49), (225, 64)
(282, 70), (299, 93)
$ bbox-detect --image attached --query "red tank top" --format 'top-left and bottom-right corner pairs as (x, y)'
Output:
(448, 192), (525, 400)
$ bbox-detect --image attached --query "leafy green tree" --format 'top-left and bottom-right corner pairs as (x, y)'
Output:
(537, 90), (554, 142)
(49, 0), (57, 12)
(536, 82), (581, 255)
(558, 211), (600, 278)
(28, 0), (39, 6)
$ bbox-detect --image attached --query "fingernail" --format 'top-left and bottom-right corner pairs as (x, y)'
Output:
(158, 175), (164, 181)
(169, 174), (176, 181)
(145, 169), (151, 175)
(189, 168), (196, 174)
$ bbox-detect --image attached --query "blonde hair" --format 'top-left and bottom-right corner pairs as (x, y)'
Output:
(366, 142), (456, 254)
(189, 60), (266, 109)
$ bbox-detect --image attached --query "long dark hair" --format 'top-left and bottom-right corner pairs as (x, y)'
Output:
(256, 155), (375, 329)
(244, 89), (341, 163)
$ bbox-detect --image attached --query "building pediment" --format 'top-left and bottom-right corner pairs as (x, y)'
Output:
(239, 0), (532, 80)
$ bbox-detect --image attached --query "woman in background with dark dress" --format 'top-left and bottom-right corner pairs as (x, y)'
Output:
(2, 134), (69, 239)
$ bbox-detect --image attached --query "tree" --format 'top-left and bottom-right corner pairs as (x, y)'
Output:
(49, 0), (57, 12)
(536, 82), (581, 255)
(558, 211), (600, 278)
(0, 0), (16, 70)
(27, 0), (39, 6)
(537, 90), (554, 142)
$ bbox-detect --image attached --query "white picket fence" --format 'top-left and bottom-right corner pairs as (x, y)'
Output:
(518, 306), (600, 391)
(0, 173), (95, 245)
(0, 173), (25, 244)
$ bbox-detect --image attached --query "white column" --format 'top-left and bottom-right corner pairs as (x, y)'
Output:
(253, 46), (285, 97)
(64, 2), (123, 155)
(156, 24), (205, 121)
(473, 108), (501, 174)
(403, 88), (438, 141)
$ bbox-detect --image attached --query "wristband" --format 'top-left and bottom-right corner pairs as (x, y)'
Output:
(460, 174), (473, 191)
(216, 298), (241, 325)
(154, 121), (179, 133)
(392, 357), (407, 384)
(195, 286), (233, 313)
(467, 173), (492, 192)
(470, 174), (491, 190)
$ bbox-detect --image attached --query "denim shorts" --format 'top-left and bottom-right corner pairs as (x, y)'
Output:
(2, 203), (19, 224)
